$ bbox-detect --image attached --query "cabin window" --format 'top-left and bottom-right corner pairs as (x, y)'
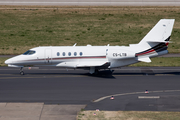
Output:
(80, 52), (83, 56)
(74, 52), (77, 56)
(68, 52), (71, 56)
(63, 52), (65, 56)
(57, 52), (60, 56)
(23, 50), (36, 55)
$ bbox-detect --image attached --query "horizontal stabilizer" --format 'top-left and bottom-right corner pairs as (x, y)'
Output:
(147, 40), (165, 43)
(146, 36), (171, 43)
(138, 57), (151, 63)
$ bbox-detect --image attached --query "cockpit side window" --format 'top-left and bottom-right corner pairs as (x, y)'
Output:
(23, 50), (36, 55)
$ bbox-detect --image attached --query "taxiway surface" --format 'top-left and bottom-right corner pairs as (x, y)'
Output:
(0, 0), (180, 6)
(0, 67), (180, 111)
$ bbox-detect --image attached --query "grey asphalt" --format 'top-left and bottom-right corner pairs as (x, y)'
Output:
(86, 91), (180, 111)
(0, 67), (180, 111)
(0, 0), (180, 6)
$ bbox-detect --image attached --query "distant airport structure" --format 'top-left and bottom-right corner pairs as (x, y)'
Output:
(0, 0), (180, 6)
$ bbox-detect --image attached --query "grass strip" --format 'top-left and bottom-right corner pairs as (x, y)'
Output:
(0, 57), (9, 66)
(0, 6), (180, 54)
(77, 111), (180, 120)
(130, 57), (180, 67)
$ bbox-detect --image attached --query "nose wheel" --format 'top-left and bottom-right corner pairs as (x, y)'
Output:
(20, 67), (24, 75)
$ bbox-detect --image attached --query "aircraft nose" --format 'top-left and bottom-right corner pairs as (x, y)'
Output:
(5, 59), (13, 64)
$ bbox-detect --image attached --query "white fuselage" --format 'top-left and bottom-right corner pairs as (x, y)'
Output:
(5, 45), (168, 69)
(5, 19), (174, 74)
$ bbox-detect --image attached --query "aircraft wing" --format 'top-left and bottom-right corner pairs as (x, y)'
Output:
(56, 61), (110, 68)
(76, 61), (110, 68)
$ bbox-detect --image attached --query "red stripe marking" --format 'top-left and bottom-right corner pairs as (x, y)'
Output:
(139, 51), (156, 56)
(23, 56), (106, 62)
(53, 56), (106, 60)
(136, 49), (155, 56)
(166, 42), (169, 46)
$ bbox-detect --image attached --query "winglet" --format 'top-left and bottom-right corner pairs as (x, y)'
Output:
(138, 57), (151, 63)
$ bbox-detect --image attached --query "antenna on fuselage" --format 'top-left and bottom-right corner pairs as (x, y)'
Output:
(73, 43), (77, 47)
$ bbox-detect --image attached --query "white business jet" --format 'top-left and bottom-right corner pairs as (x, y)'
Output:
(5, 19), (175, 75)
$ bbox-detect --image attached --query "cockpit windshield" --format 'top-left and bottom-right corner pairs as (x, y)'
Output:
(23, 50), (36, 55)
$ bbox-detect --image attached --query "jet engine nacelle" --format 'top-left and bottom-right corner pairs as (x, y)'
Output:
(107, 49), (135, 60)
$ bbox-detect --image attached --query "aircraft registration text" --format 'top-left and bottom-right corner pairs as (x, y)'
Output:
(113, 53), (127, 57)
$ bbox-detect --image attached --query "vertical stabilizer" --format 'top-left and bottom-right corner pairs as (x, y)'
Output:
(139, 19), (175, 44)
(135, 19), (175, 62)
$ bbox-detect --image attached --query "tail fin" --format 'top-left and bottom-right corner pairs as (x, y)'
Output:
(139, 19), (175, 44)
(135, 19), (175, 62)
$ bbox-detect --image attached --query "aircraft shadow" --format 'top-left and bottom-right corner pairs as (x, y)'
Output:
(23, 71), (116, 79)
(13, 70), (180, 78)
(12, 68), (115, 79)
(85, 70), (116, 79)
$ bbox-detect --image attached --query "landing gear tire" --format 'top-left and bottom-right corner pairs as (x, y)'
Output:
(94, 69), (99, 75)
(20, 71), (24, 75)
(20, 67), (24, 75)
(110, 69), (114, 74)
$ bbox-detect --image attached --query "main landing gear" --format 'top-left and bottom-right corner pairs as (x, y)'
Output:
(20, 67), (24, 75)
(89, 67), (114, 75)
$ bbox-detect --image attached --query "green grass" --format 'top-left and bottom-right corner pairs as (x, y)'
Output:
(130, 57), (180, 67)
(1, 57), (180, 67)
(0, 6), (180, 54)
(0, 57), (9, 66)
(78, 111), (180, 120)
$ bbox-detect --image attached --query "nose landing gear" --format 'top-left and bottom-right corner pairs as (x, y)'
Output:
(20, 67), (24, 75)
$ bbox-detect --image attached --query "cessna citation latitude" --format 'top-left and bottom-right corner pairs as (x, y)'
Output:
(5, 19), (175, 75)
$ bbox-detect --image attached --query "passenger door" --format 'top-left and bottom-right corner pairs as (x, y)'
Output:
(45, 49), (52, 64)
